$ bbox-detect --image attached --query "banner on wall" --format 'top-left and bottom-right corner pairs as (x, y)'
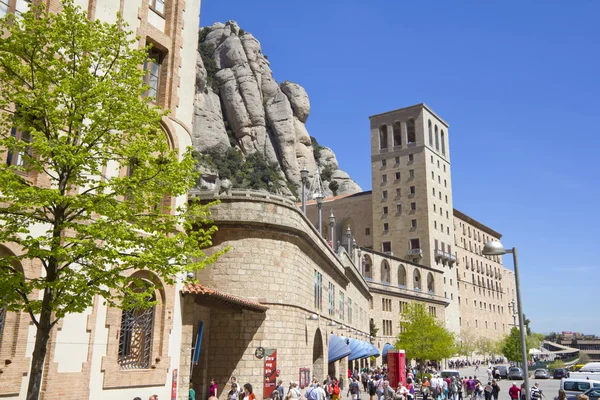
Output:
(264, 349), (278, 399)
(299, 368), (311, 389)
(171, 369), (178, 400)
(387, 350), (406, 389)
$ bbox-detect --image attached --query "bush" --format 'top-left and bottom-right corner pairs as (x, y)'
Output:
(310, 136), (324, 163)
(329, 180), (339, 196)
(321, 167), (333, 182)
(198, 28), (219, 92)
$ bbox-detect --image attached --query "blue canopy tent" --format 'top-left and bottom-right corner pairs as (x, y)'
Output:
(382, 343), (394, 362)
(328, 334), (352, 363)
(348, 338), (370, 361)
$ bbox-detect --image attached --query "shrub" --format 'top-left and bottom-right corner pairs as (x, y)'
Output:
(329, 180), (339, 196)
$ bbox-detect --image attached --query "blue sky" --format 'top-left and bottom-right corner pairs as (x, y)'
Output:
(199, 1), (600, 335)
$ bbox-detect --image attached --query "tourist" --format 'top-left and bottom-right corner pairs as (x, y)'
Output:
(243, 384), (256, 400)
(422, 377), (431, 400)
(382, 381), (395, 400)
(348, 378), (361, 400)
(332, 379), (341, 400)
(530, 383), (542, 400)
(483, 382), (493, 400)
(508, 383), (520, 400)
(555, 389), (567, 400)
(406, 378), (415, 400)
(209, 379), (218, 398)
(286, 382), (302, 400)
(189, 382), (196, 400)
(229, 383), (240, 400)
(491, 381), (500, 400)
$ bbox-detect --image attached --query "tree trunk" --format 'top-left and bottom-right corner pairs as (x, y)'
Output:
(26, 288), (54, 400)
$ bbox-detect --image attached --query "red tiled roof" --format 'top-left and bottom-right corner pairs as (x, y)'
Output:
(181, 283), (268, 312)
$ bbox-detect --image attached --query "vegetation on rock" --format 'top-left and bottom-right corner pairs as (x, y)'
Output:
(198, 27), (219, 92)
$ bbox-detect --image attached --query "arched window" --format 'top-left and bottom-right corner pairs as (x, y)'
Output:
(398, 264), (407, 287)
(379, 125), (388, 149)
(363, 255), (373, 280)
(413, 269), (421, 290)
(381, 260), (390, 284)
(118, 283), (156, 370)
(406, 119), (416, 144)
(427, 273), (435, 294)
(393, 122), (402, 146)
(434, 125), (439, 151)
(428, 120), (433, 146)
(441, 130), (446, 155)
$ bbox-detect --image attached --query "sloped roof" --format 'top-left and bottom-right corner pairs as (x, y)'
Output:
(181, 283), (268, 312)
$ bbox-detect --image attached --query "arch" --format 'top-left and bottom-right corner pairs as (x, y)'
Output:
(313, 328), (325, 381)
(427, 272), (435, 294)
(441, 130), (446, 155)
(338, 217), (354, 249)
(362, 255), (373, 279)
(406, 119), (416, 144)
(159, 118), (178, 151)
(413, 268), (421, 291)
(398, 264), (407, 287)
(393, 122), (402, 146)
(434, 125), (439, 151)
(381, 260), (390, 284)
(428, 120), (433, 146)
(379, 125), (388, 149)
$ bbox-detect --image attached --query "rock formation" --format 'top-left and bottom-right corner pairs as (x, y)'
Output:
(193, 21), (361, 198)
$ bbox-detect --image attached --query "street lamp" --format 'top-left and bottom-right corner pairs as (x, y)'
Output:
(316, 192), (324, 235)
(483, 241), (529, 396)
(329, 211), (336, 248)
(300, 168), (309, 214)
(352, 238), (357, 263)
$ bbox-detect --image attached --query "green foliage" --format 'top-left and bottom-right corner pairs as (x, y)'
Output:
(579, 352), (591, 364)
(523, 313), (532, 336)
(477, 337), (502, 358)
(329, 180), (339, 196)
(548, 360), (565, 372)
(199, 26), (211, 42)
(370, 318), (379, 339)
(395, 303), (455, 362)
(0, 3), (224, 398)
(501, 327), (529, 362)
(198, 27), (219, 92)
(457, 331), (477, 358)
(311, 136), (324, 162)
(198, 148), (285, 193)
(527, 332), (545, 350)
(321, 166), (333, 182)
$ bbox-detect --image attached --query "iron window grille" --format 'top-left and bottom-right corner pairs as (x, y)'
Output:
(118, 295), (155, 370)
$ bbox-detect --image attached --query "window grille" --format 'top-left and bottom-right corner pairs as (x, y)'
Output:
(118, 298), (155, 370)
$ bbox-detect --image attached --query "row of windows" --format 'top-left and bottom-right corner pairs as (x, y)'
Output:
(460, 318), (504, 331)
(363, 256), (435, 293)
(428, 120), (446, 156)
(378, 119), (416, 150)
(381, 202), (416, 217)
(315, 272), (357, 324)
(380, 238), (420, 254)
(459, 280), (505, 301)
(431, 156), (447, 171)
(381, 169), (414, 184)
(428, 306), (437, 317)
(380, 153), (414, 168)
(382, 298), (392, 312)
(382, 319), (393, 336)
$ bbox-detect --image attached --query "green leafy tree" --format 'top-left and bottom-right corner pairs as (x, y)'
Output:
(527, 332), (545, 350)
(477, 337), (497, 359)
(395, 303), (455, 363)
(0, 3), (223, 399)
(501, 327), (530, 363)
(329, 180), (339, 196)
(579, 352), (591, 364)
(456, 331), (477, 359)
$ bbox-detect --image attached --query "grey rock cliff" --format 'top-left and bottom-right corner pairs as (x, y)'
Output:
(192, 20), (361, 197)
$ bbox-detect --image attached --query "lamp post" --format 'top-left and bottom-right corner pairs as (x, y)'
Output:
(300, 167), (309, 214)
(483, 241), (529, 397)
(329, 211), (336, 248)
(357, 247), (362, 274)
(352, 238), (357, 263)
(346, 227), (351, 254)
(316, 192), (324, 235)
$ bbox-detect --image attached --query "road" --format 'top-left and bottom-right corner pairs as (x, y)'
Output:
(343, 365), (561, 400)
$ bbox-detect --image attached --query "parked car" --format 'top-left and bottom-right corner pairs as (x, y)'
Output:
(535, 369), (550, 379)
(508, 367), (524, 380)
(441, 370), (461, 380)
(554, 368), (570, 379)
(561, 379), (600, 397)
(496, 366), (509, 379)
(566, 387), (600, 400)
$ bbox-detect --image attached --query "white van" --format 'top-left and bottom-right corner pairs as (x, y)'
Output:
(560, 379), (600, 397)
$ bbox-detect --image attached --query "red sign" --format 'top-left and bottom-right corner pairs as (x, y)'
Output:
(299, 368), (311, 389)
(264, 349), (277, 399)
(171, 369), (178, 400)
(387, 350), (406, 389)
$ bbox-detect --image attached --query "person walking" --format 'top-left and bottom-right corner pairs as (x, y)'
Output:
(348, 378), (361, 400)
(422, 377), (431, 400)
(243, 383), (257, 400)
(554, 389), (567, 400)
(209, 379), (218, 399)
(286, 382), (302, 400)
(509, 384), (520, 400)
(483, 382), (493, 400)
(530, 383), (542, 400)
(189, 383), (196, 400)
(229, 383), (240, 400)
(491, 381), (500, 400)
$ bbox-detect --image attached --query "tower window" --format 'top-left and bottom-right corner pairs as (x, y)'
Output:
(406, 118), (416, 144)
(379, 125), (388, 149)
(393, 122), (402, 146)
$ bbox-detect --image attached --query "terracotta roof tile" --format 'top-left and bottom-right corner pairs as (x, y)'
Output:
(181, 283), (268, 312)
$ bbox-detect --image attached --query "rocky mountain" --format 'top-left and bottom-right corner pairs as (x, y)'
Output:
(192, 20), (361, 198)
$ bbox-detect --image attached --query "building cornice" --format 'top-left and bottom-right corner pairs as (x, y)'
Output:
(453, 208), (502, 239)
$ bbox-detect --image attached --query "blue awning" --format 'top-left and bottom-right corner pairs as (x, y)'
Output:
(328, 334), (352, 363)
(366, 343), (380, 358)
(348, 338), (369, 361)
(382, 343), (395, 360)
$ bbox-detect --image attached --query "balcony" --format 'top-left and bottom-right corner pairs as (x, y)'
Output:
(434, 249), (445, 262)
(407, 248), (423, 257)
(448, 253), (457, 265)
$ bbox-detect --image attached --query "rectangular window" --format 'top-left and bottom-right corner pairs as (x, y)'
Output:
(383, 206), (388, 215)
(365, 228), (371, 236)
(328, 282), (335, 316)
(445, 195), (448, 204)
(6, 128), (32, 169)
(394, 156), (400, 165)
(444, 179), (447, 187)
(431, 171), (435, 180)
(431, 155), (433, 164)
(410, 238), (420, 249)
(314, 270), (323, 310)
(381, 174), (387, 183)
(411, 219), (417, 228)
(395, 172), (401, 180)
(382, 190), (388, 200)
(433, 204), (436, 212)
(396, 204), (401, 214)
(382, 241), (391, 253)
(408, 154), (414, 162)
(395, 188), (401, 197)
(432, 188), (435, 196)
(434, 221), (437, 229)
(339, 292), (345, 320)
(383, 223), (389, 232)
(409, 169), (415, 178)
(410, 202), (416, 211)
(143, 48), (163, 100)
(348, 298), (352, 324)
(410, 186), (416, 195)
(148, 0), (165, 14)
(381, 159), (387, 167)
(399, 301), (408, 313)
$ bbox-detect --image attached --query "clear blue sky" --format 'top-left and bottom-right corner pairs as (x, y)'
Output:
(200, 1), (600, 335)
